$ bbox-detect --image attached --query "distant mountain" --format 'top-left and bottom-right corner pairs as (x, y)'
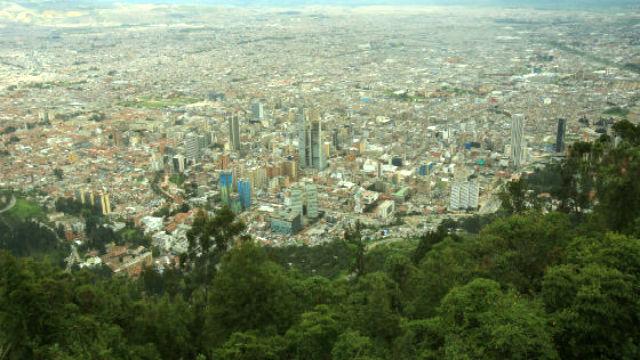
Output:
(130, 0), (639, 7)
(5, 0), (640, 8)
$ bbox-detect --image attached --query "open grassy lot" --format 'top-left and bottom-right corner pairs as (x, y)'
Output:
(5, 198), (44, 220)
(119, 96), (200, 109)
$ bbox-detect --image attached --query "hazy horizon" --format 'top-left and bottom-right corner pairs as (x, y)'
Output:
(5, 0), (639, 9)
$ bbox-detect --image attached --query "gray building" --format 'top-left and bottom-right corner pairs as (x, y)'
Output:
(228, 113), (241, 151)
(297, 107), (326, 170)
(252, 101), (264, 121)
(511, 114), (524, 168)
(556, 118), (567, 153)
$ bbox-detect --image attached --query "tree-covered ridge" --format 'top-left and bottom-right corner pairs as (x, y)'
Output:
(2, 121), (640, 359)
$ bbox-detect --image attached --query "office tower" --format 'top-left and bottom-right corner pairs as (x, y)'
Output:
(290, 187), (304, 216)
(297, 107), (326, 170)
(100, 191), (112, 215)
(305, 183), (319, 219)
(198, 134), (209, 149)
(297, 108), (310, 168)
(238, 179), (252, 210)
(184, 133), (200, 162)
(252, 101), (264, 121)
(417, 164), (428, 176)
(310, 120), (326, 170)
(172, 154), (186, 173)
(449, 179), (479, 211)
(511, 114), (525, 168)
(556, 118), (567, 153)
(468, 180), (480, 209)
(228, 113), (241, 151)
(219, 171), (233, 206)
(88, 191), (96, 209)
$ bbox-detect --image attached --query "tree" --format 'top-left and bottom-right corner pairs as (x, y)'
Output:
(284, 305), (341, 360)
(407, 237), (479, 318)
(393, 318), (444, 360)
(612, 119), (640, 145)
(438, 278), (558, 360)
(345, 221), (366, 277)
(542, 264), (639, 359)
(498, 179), (542, 214)
(499, 179), (528, 214)
(345, 272), (402, 344)
(542, 233), (640, 359)
(186, 207), (245, 300)
(215, 332), (285, 360)
(593, 144), (640, 233)
(331, 330), (381, 360)
(477, 212), (573, 294)
(0, 252), (133, 359)
(204, 241), (297, 347)
(383, 253), (415, 293)
(412, 227), (448, 265)
(129, 295), (196, 359)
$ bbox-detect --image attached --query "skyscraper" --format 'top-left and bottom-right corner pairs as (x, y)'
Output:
(228, 113), (241, 151)
(311, 121), (326, 170)
(305, 183), (319, 219)
(219, 171), (233, 206)
(290, 186), (304, 216)
(297, 108), (309, 168)
(184, 133), (200, 162)
(100, 191), (112, 215)
(252, 101), (264, 121)
(237, 179), (252, 210)
(556, 118), (567, 153)
(449, 179), (479, 211)
(297, 107), (326, 170)
(172, 154), (186, 173)
(511, 114), (524, 168)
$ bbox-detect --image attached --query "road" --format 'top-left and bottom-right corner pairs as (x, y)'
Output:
(0, 195), (16, 214)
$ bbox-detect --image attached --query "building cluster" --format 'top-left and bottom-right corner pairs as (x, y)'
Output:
(0, 5), (638, 273)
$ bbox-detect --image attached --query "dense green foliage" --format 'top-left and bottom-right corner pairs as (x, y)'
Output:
(2, 122), (640, 359)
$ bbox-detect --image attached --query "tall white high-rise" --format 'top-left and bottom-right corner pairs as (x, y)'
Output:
(511, 114), (525, 168)
(449, 179), (479, 211)
(184, 133), (200, 162)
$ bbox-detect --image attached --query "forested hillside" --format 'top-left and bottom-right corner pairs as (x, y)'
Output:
(2, 121), (640, 359)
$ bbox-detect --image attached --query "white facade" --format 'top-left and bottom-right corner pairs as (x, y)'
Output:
(449, 179), (480, 211)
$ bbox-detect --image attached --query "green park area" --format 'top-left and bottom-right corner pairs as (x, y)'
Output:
(7, 198), (44, 219)
(604, 106), (630, 117)
(119, 96), (201, 109)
